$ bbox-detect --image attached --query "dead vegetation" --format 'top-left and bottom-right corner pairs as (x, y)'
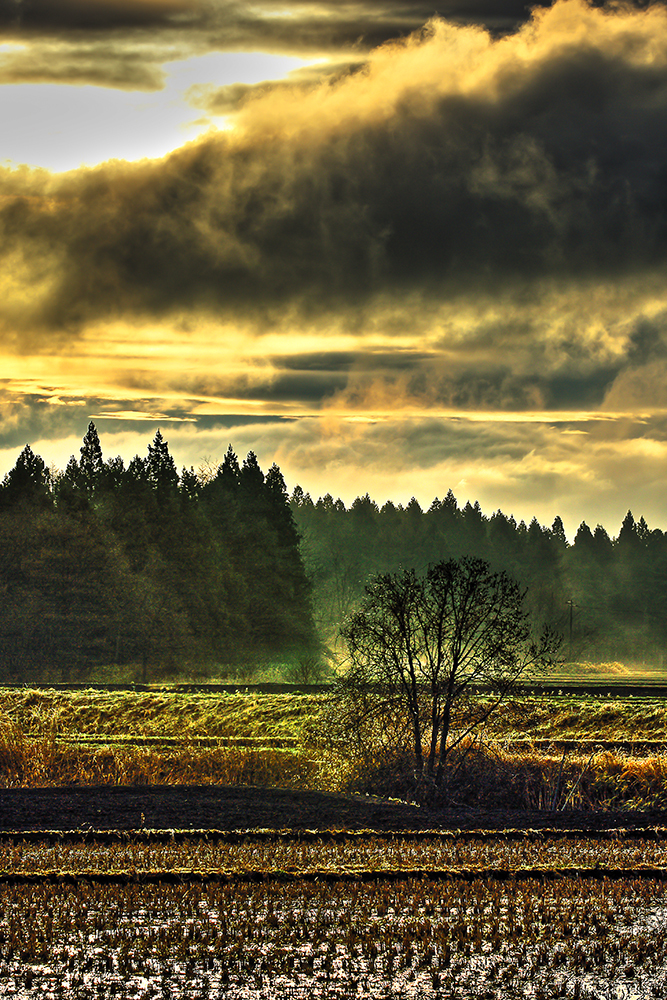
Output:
(0, 875), (666, 998)
(0, 720), (320, 790)
(1, 687), (667, 814)
(1, 831), (667, 878)
(1, 687), (667, 996)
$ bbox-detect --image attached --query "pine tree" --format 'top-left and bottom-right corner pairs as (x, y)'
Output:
(550, 516), (568, 551)
(240, 451), (265, 501)
(592, 525), (613, 562)
(55, 456), (87, 513)
(101, 455), (125, 494)
(146, 430), (178, 502)
(0, 445), (52, 509)
(573, 521), (595, 553)
(290, 484), (313, 509)
(219, 445), (241, 492)
(617, 510), (641, 552)
(179, 466), (199, 503)
(79, 421), (103, 499)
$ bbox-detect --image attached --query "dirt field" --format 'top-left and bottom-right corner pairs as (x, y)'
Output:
(1, 783), (666, 832)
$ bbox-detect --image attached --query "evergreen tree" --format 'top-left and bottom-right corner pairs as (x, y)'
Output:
(460, 500), (486, 553)
(79, 421), (103, 499)
(550, 516), (568, 552)
(55, 456), (87, 513)
(146, 430), (178, 501)
(617, 510), (641, 553)
(441, 489), (460, 526)
(488, 510), (516, 558)
(406, 497), (422, 519)
(179, 466), (199, 504)
(100, 455), (125, 496)
(573, 521), (595, 553)
(263, 463), (317, 652)
(592, 525), (613, 562)
(115, 455), (156, 570)
(240, 450), (265, 504)
(290, 484), (313, 509)
(219, 445), (241, 492)
(0, 428), (320, 677)
(0, 445), (52, 509)
(316, 493), (336, 513)
(200, 446), (240, 536)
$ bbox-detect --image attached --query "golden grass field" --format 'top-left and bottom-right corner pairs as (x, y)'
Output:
(0, 683), (666, 811)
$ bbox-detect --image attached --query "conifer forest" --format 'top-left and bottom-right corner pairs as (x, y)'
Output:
(292, 490), (667, 668)
(0, 425), (316, 681)
(0, 422), (665, 680)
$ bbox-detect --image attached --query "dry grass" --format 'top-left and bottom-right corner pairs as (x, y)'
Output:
(0, 720), (321, 790)
(336, 738), (667, 812)
(0, 689), (321, 741)
(489, 696), (667, 741)
(1, 832), (667, 877)
(2, 688), (667, 810)
(3, 687), (667, 744)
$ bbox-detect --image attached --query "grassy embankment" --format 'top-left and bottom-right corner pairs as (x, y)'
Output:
(1, 681), (667, 809)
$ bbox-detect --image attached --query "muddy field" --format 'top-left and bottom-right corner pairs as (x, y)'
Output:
(0, 789), (665, 999)
(0, 830), (666, 999)
(2, 784), (667, 833)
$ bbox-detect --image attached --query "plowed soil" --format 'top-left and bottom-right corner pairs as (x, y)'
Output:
(0, 784), (665, 832)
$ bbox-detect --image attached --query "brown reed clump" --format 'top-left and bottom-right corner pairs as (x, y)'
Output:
(337, 735), (667, 812)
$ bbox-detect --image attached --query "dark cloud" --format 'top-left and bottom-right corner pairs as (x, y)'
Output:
(188, 413), (295, 431)
(626, 318), (667, 366)
(544, 370), (620, 409)
(175, 370), (349, 403)
(0, 388), (95, 453)
(273, 349), (437, 373)
(110, 363), (349, 407)
(0, 42), (167, 88)
(0, 0), (201, 32)
(325, 362), (621, 412)
(272, 351), (359, 373)
(0, 0), (530, 38)
(0, 0), (648, 90)
(2, 0), (667, 368)
(0, 0), (558, 93)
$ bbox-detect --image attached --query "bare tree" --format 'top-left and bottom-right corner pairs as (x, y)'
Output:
(336, 556), (560, 797)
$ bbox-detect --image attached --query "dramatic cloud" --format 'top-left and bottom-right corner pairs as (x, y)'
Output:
(2, 1), (667, 338)
(0, 0), (524, 92)
(1, 0), (667, 535)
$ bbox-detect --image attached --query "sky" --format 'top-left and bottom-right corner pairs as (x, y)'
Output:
(1, 0), (667, 537)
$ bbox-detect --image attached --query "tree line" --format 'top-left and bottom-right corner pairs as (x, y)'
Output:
(290, 488), (667, 665)
(0, 424), (317, 681)
(1, 421), (662, 680)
